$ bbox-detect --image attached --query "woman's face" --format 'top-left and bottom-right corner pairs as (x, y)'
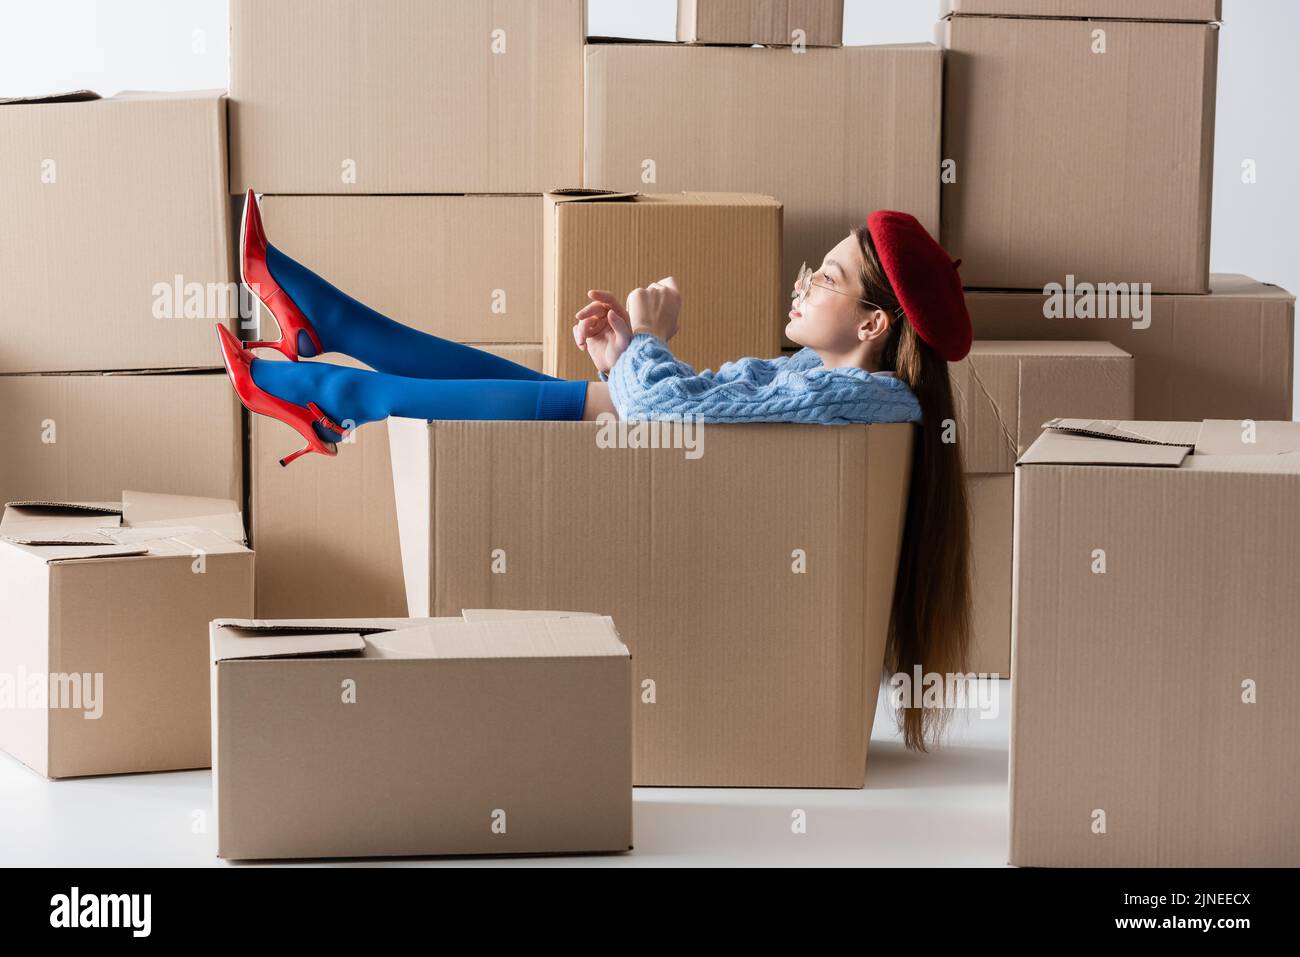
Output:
(785, 233), (885, 355)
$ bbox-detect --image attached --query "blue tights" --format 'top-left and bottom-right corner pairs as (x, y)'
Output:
(249, 243), (588, 443)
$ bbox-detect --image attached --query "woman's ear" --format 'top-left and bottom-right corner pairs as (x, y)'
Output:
(858, 308), (890, 343)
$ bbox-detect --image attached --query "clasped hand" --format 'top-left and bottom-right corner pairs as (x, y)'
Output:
(572, 277), (681, 375)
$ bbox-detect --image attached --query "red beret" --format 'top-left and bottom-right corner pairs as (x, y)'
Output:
(866, 210), (972, 362)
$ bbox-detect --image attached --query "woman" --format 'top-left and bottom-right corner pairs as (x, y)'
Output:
(218, 190), (973, 751)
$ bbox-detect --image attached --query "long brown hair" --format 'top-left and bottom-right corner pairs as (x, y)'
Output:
(852, 225), (972, 752)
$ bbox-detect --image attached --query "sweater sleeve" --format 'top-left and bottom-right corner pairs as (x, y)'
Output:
(607, 334), (923, 425)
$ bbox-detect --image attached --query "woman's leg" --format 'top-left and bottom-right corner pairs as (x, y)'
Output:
(264, 243), (554, 382)
(250, 355), (587, 444)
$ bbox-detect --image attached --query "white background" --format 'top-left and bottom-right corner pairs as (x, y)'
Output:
(2, 0), (1297, 416)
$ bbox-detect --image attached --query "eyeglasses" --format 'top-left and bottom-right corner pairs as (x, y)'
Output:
(793, 261), (894, 315)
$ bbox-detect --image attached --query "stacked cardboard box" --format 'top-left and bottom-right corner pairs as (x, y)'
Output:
(939, 3), (1296, 422)
(940, 0), (1220, 293)
(965, 277), (1295, 421)
(678, 0), (844, 47)
(543, 190), (783, 378)
(0, 91), (243, 507)
(1012, 419), (1300, 866)
(950, 342), (1134, 675)
(0, 492), (253, 778)
(585, 36), (941, 347)
(937, 0), (1297, 864)
(228, 0), (588, 617)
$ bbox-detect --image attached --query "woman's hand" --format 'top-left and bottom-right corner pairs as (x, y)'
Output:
(573, 290), (634, 375)
(627, 277), (682, 342)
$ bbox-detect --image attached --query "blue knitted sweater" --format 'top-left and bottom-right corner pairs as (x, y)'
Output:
(606, 333), (923, 424)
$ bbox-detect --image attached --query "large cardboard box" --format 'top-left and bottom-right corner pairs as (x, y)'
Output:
(229, 0), (585, 194)
(543, 190), (783, 379)
(940, 11), (1219, 292)
(943, 0), (1221, 16)
(388, 419), (915, 787)
(677, 0), (844, 47)
(1012, 419), (1300, 866)
(950, 343), (1134, 676)
(0, 371), (243, 510)
(964, 276), (1295, 420)
(257, 195), (544, 345)
(584, 41), (941, 326)
(0, 492), (254, 778)
(0, 91), (235, 373)
(250, 346), (542, 620)
(211, 612), (632, 860)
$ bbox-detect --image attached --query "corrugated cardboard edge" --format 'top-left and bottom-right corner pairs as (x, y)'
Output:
(387, 417), (434, 617)
(861, 424), (917, 782)
(941, 0), (1222, 22)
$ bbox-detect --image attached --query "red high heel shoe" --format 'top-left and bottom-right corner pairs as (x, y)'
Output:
(215, 324), (345, 467)
(240, 188), (326, 361)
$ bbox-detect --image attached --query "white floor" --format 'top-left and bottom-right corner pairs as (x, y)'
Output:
(0, 682), (1011, 867)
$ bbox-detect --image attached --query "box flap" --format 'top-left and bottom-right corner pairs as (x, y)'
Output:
(546, 188), (639, 203)
(211, 624), (368, 663)
(365, 615), (629, 660)
(0, 90), (101, 106)
(0, 502), (132, 558)
(211, 618), (443, 662)
(1, 500), (121, 534)
(1018, 419), (1194, 467)
(1, 492), (249, 562)
(211, 616), (450, 634)
(122, 489), (247, 545)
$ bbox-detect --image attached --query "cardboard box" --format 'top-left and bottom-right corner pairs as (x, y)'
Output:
(257, 195), (544, 345)
(950, 342), (1136, 475)
(964, 276), (1295, 420)
(0, 91), (235, 373)
(942, 0), (1221, 17)
(543, 190), (783, 378)
(388, 419), (915, 787)
(250, 346), (542, 620)
(211, 612), (632, 860)
(0, 371), (243, 510)
(677, 0), (844, 46)
(229, 0), (585, 194)
(940, 13), (1218, 292)
(951, 342), (1135, 675)
(0, 492), (254, 778)
(584, 41), (941, 327)
(1011, 419), (1300, 866)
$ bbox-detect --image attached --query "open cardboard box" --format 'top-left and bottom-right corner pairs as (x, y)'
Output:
(1011, 418), (1300, 866)
(210, 611), (632, 861)
(388, 418), (915, 788)
(0, 491), (253, 778)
